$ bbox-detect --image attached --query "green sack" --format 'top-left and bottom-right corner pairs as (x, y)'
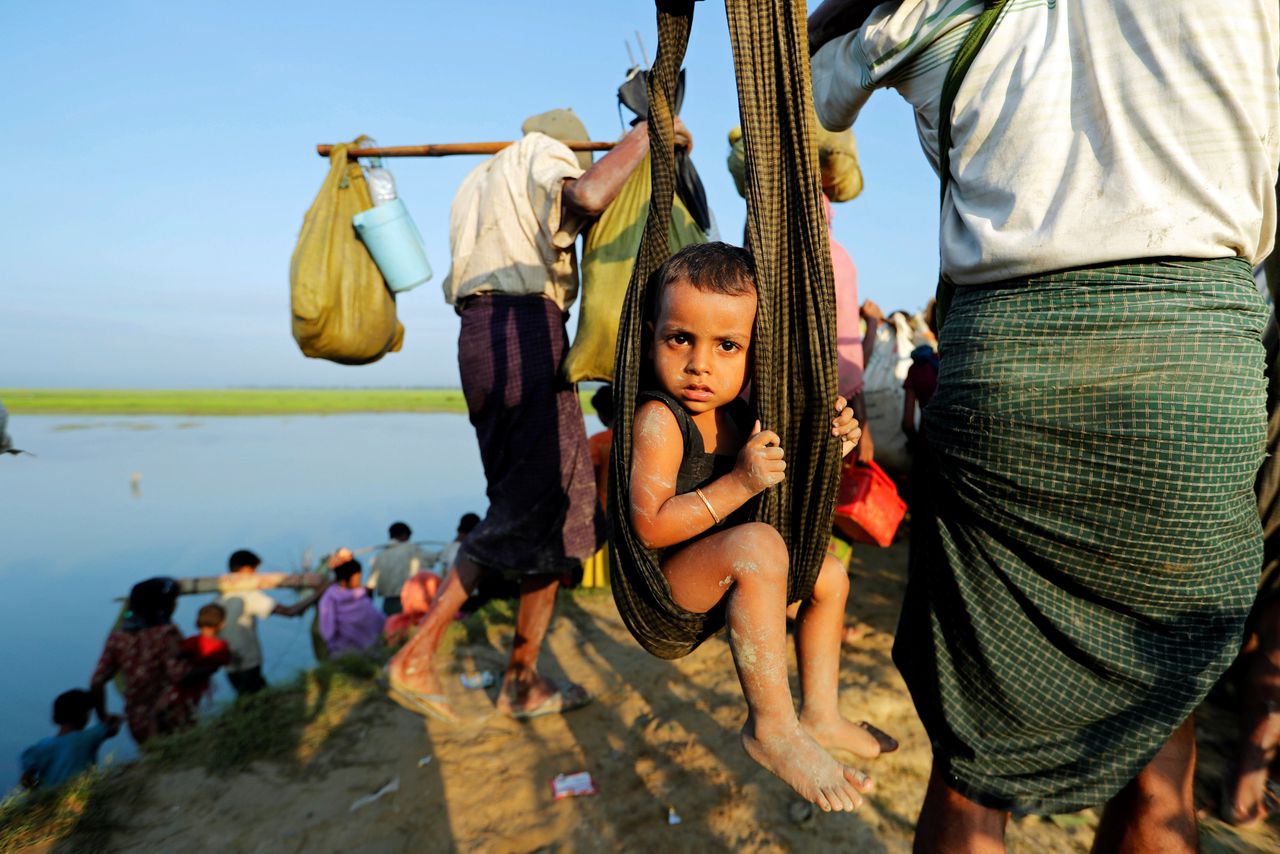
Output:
(728, 119), (863, 203)
(289, 138), (404, 365)
(563, 152), (706, 383)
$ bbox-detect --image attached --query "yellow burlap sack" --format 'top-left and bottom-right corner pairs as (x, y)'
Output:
(728, 119), (863, 203)
(289, 138), (404, 365)
(563, 152), (706, 383)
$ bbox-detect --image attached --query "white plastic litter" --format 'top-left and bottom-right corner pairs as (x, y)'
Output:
(350, 776), (400, 812)
(460, 671), (495, 689)
(551, 772), (597, 800)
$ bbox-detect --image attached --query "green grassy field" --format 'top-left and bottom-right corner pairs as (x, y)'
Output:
(0, 388), (472, 416)
(1, 388), (601, 417)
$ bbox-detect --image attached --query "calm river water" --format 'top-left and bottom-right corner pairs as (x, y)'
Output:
(0, 413), (494, 788)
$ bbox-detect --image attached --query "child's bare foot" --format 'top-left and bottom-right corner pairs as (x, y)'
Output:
(741, 718), (873, 811)
(801, 712), (898, 759)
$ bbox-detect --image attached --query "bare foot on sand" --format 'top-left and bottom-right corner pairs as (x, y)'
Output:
(494, 671), (558, 716)
(391, 655), (442, 693)
(741, 719), (873, 811)
(1221, 754), (1280, 826)
(801, 712), (898, 760)
(386, 657), (459, 722)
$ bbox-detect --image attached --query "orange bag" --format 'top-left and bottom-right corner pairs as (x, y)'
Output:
(834, 460), (906, 547)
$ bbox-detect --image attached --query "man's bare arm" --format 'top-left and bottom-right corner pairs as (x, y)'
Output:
(274, 584), (328, 618)
(562, 117), (692, 220)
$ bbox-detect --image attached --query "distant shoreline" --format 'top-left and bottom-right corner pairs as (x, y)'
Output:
(2, 388), (602, 417)
(1, 388), (473, 416)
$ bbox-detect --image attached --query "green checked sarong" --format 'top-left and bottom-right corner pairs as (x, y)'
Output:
(897, 257), (1268, 814)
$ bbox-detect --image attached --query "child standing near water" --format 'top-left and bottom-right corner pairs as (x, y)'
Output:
(628, 243), (895, 813)
(176, 603), (231, 714)
(20, 690), (121, 789)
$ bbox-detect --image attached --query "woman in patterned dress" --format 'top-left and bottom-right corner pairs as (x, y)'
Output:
(90, 577), (193, 745)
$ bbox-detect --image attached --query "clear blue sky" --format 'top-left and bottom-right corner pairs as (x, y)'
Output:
(2, 1), (941, 389)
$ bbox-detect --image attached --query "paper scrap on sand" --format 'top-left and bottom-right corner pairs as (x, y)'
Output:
(551, 772), (597, 800)
(350, 777), (400, 812)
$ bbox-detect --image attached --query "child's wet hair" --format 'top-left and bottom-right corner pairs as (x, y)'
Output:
(228, 549), (261, 572)
(333, 559), (362, 585)
(650, 242), (757, 321)
(196, 602), (226, 629)
(52, 689), (93, 727)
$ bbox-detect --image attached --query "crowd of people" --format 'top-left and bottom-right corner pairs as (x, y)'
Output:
(18, 515), (477, 791)
(18, 2), (1280, 850)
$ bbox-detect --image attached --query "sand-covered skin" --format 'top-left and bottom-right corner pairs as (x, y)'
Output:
(97, 538), (1276, 853)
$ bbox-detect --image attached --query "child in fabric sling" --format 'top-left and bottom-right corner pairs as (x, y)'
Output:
(629, 242), (895, 812)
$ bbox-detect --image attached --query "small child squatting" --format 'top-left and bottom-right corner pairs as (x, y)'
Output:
(629, 242), (896, 813)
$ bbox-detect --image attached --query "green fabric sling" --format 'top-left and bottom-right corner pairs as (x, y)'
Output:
(933, 0), (1009, 331)
(607, 0), (840, 660)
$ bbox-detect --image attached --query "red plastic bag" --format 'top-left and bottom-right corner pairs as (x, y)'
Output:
(834, 460), (906, 547)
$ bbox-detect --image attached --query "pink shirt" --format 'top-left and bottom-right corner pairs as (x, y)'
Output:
(826, 197), (864, 399)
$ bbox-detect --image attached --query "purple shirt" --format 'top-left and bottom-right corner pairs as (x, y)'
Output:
(318, 586), (386, 657)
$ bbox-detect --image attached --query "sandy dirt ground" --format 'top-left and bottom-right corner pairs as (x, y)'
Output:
(88, 534), (1280, 853)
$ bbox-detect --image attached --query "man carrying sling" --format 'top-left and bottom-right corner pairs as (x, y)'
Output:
(811, 1), (1280, 850)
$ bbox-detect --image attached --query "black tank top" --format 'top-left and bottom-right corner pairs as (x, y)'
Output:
(638, 390), (759, 530)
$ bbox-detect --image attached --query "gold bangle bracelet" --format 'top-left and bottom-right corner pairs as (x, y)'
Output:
(694, 487), (723, 526)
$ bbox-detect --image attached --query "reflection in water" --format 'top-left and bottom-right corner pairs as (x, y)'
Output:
(0, 413), (487, 787)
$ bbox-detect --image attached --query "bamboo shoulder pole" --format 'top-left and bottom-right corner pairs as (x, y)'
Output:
(315, 141), (616, 158)
(177, 572), (326, 595)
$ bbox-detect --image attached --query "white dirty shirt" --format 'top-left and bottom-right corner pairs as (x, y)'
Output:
(442, 132), (587, 311)
(433, 539), (462, 577)
(366, 541), (434, 598)
(811, 0), (1280, 285)
(216, 589), (276, 673)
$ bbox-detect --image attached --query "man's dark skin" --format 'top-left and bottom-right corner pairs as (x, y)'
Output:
(808, 2), (1204, 851)
(1223, 599), (1280, 825)
(387, 116), (692, 720)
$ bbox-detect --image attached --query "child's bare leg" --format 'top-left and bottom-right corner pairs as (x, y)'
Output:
(664, 522), (872, 812)
(797, 555), (898, 758)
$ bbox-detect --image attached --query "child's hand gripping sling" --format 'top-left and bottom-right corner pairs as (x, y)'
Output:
(608, 0), (841, 660)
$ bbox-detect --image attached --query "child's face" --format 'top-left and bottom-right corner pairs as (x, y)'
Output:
(651, 278), (756, 415)
(201, 620), (224, 636)
(344, 571), (363, 589)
